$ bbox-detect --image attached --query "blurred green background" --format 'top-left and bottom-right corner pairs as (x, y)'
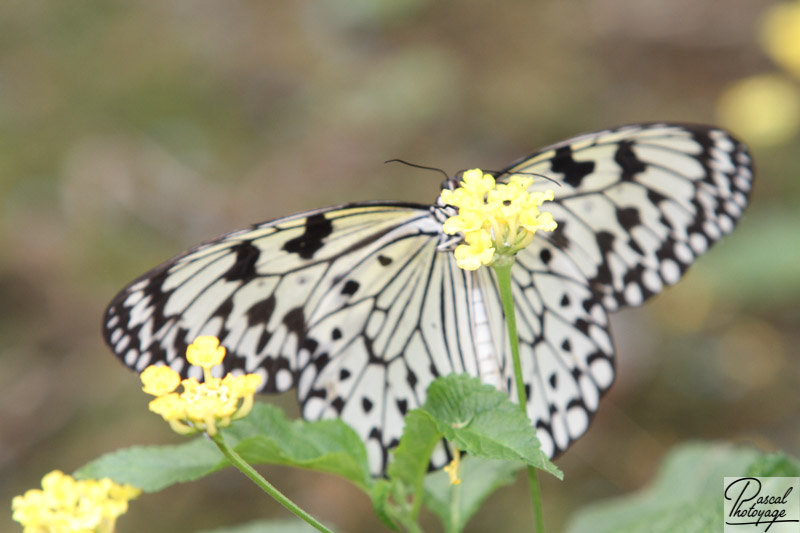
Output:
(2, 1), (798, 532)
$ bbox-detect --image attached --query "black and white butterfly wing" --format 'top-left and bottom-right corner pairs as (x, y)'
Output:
(104, 202), (497, 473)
(484, 123), (753, 457)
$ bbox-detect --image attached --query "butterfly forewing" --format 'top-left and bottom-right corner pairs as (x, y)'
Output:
(504, 123), (753, 311)
(104, 122), (753, 474)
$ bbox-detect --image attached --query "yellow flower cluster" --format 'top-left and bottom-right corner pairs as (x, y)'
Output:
(717, 1), (800, 145)
(12, 470), (140, 533)
(141, 336), (262, 436)
(441, 169), (557, 270)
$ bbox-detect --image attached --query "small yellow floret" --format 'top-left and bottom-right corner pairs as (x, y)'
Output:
(441, 169), (557, 270)
(12, 470), (140, 533)
(140, 336), (263, 437)
(454, 230), (495, 270)
(140, 365), (181, 396)
(186, 336), (227, 369)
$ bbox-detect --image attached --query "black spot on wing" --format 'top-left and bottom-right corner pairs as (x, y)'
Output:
(396, 399), (408, 415)
(331, 397), (345, 414)
(615, 140), (647, 180)
(378, 255), (392, 266)
(341, 280), (360, 296)
(551, 146), (595, 187)
(547, 220), (570, 250)
(283, 307), (305, 334)
(595, 231), (615, 255)
(616, 207), (641, 230)
(246, 295), (276, 326)
(282, 213), (333, 260)
(362, 397), (374, 413)
(224, 242), (261, 281)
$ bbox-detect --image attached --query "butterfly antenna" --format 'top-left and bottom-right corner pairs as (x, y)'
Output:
(490, 169), (562, 187)
(385, 159), (450, 181)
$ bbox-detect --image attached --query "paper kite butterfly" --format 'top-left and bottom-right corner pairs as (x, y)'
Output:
(103, 123), (753, 474)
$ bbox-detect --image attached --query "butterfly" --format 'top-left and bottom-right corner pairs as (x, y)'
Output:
(103, 123), (753, 474)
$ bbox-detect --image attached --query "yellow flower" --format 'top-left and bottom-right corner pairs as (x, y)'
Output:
(717, 74), (800, 146)
(761, 1), (800, 79)
(140, 365), (181, 396)
(140, 337), (262, 436)
(12, 470), (140, 533)
(454, 230), (495, 271)
(441, 169), (557, 270)
(186, 335), (226, 369)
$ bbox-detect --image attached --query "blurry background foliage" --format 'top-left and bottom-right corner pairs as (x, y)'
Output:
(1, 1), (798, 532)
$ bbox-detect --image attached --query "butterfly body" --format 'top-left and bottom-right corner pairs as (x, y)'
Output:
(104, 123), (753, 474)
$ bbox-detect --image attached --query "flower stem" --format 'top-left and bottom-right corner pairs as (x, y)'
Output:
(448, 482), (461, 533)
(493, 263), (545, 533)
(210, 432), (333, 533)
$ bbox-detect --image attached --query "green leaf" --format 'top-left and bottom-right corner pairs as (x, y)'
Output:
(228, 403), (373, 491)
(195, 519), (320, 533)
(75, 438), (223, 492)
(565, 441), (798, 533)
(386, 409), (442, 487)
(373, 374), (561, 532)
(370, 480), (402, 532)
(745, 451), (800, 477)
(422, 374), (561, 479)
(423, 456), (523, 533)
(76, 403), (373, 492)
(374, 409), (442, 529)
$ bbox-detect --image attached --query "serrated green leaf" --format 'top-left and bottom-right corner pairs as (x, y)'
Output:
(422, 374), (561, 479)
(565, 441), (797, 533)
(373, 374), (561, 532)
(195, 519), (320, 533)
(228, 404), (373, 490)
(76, 403), (372, 492)
(423, 456), (523, 532)
(74, 438), (222, 491)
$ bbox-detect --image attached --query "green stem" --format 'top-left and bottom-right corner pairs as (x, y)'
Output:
(448, 481), (461, 533)
(210, 432), (333, 533)
(448, 446), (461, 533)
(493, 263), (545, 533)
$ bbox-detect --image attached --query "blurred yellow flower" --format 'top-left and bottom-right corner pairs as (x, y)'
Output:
(718, 0), (800, 146)
(11, 470), (140, 533)
(140, 365), (181, 396)
(441, 170), (556, 270)
(140, 337), (262, 436)
(186, 335), (227, 369)
(761, 1), (800, 78)
(717, 74), (800, 146)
